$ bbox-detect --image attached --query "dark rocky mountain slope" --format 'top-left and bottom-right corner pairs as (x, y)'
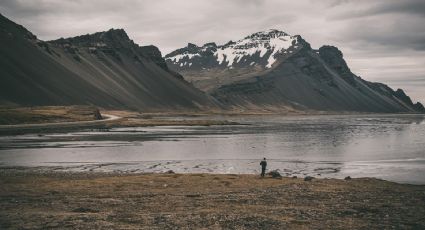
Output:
(0, 14), (217, 111)
(166, 29), (424, 113)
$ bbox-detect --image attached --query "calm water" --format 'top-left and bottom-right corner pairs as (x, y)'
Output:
(1, 114), (425, 184)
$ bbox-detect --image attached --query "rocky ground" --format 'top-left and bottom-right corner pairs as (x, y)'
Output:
(0, 171), (424, 229)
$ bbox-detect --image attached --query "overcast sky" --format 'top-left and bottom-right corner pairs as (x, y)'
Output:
(1, 0), (424, 103)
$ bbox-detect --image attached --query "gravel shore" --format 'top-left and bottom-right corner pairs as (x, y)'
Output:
(1, 171), (424, 229)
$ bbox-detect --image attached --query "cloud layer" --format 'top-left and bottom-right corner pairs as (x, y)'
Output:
(1, 0), (424, 103)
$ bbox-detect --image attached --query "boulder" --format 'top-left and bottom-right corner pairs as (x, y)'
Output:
(93, 108), (103, 120)
(267, 170), (282, 179)
(304, 176), (314, 181)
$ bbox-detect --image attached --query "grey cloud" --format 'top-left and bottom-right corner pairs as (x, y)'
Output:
(334, 15), (425, 51)
(369, 0), (425, 17)
(388, 78), (425, 86)
(329, 0), (425, 20)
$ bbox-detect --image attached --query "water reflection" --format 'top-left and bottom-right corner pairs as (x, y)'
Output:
(0, 114), (424, 184)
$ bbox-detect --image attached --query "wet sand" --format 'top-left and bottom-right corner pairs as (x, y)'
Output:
(1, 170), (424, 229)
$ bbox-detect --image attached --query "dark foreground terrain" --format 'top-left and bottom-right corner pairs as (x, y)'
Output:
(0, 171), (424, 229)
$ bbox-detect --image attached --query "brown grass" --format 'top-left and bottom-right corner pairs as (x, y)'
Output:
(1, 172), (424, 229)
(0, 106), (100, 125)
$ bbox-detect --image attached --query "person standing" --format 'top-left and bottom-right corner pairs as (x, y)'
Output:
(260, 157), (267, 177)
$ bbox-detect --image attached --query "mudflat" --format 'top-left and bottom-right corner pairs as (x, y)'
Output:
(0, 171), (424, 229)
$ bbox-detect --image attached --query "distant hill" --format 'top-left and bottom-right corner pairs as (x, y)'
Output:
(166, 29), (425, 113)
(0, 14), (218, 111)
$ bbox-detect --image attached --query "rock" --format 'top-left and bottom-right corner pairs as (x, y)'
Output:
(414, 102), (425, 113)
(93, 108), (103, 120)
(72, 207), (98, 213)
(186, 194), (201, 198)
(304, 176), (314, 181)
(267, 170), (282, 179)
(344, 176), (352, 180)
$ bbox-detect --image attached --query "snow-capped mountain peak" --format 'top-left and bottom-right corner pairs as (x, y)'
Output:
(165, 29), (300, 70)
(216, 29), (297, 68)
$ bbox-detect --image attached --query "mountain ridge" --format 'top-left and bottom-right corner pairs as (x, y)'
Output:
(166, 29), (424, 113)
(0, 13), (218, 111)
(165, 29), (302, 71)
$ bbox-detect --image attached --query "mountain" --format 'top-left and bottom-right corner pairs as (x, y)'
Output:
(0, 14), (217, 111)
(165, 29), (425, 113)
(165, 29), (300, 92)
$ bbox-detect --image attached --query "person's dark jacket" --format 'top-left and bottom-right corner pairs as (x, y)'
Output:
(260, 160), (267, 169)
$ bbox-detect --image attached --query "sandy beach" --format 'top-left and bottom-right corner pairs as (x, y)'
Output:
(1, 170), (424, 229)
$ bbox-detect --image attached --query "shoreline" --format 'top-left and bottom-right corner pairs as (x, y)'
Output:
(1, 170), (424, 229)
(0, 167), (423, 185)
(1, 163), (423, 186)
(0, 109), (423, 136)
(0, 113), (120, 129)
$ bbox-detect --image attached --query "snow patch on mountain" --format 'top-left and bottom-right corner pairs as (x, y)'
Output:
(166, 29), (298, 69)
(215, 29), (298, 68)
(169, 53), (200, 62)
